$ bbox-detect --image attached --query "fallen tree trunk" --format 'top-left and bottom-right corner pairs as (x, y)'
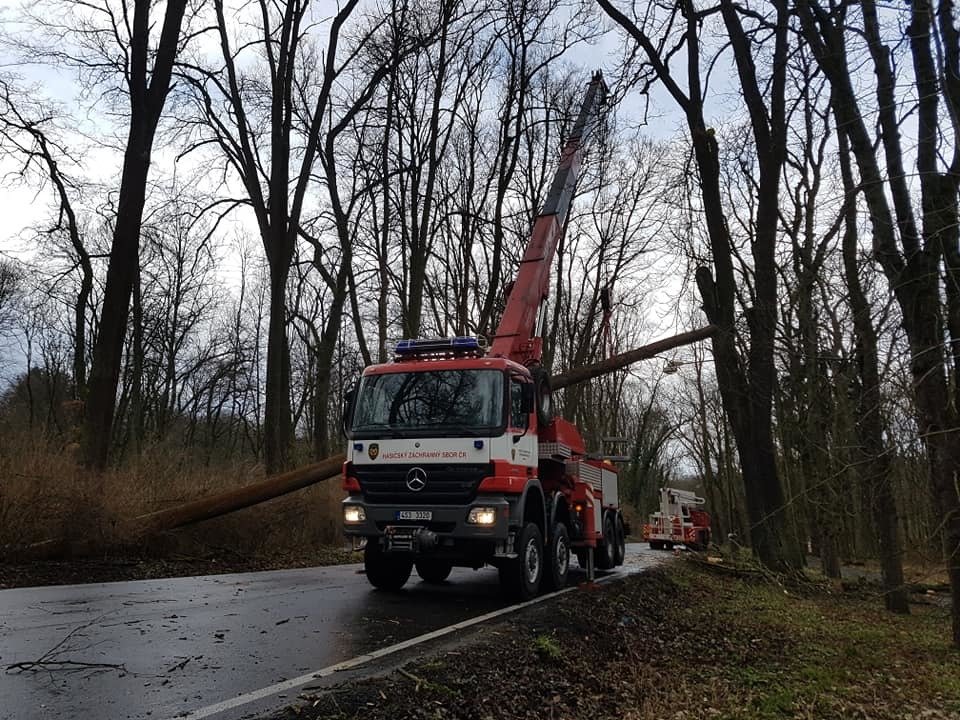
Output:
(550, 325), (716, 389)
(13, 455), (346, 560)
(121, 454), (347, 539)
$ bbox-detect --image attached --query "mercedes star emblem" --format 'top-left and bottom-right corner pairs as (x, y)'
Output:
(405, 467), (427, 492)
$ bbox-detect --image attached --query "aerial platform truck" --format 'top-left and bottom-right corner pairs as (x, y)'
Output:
(339, 72), (626, 599)
(642, 487), (712, 551)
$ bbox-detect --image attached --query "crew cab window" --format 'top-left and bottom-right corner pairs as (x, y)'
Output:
(510, 379), (528, 429)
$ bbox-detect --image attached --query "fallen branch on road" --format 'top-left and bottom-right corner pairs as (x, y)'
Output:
(6, 659), (128, 674)
(5, 614), (127, 676)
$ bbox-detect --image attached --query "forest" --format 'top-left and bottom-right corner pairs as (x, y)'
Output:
(0, 0), (958, 647)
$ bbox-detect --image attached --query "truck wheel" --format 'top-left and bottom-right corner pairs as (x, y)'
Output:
(544, 522), (570, 591)
(649, 540), (664, 551)
(613, 514), (626, 566)
(415, 559), (453, 584)
(531, 368), (553, 428)
(595, 513), (616, 570)
(499, 522), (544, 601)
(691, 530), (709, 552)
(364, 542), (413, 591)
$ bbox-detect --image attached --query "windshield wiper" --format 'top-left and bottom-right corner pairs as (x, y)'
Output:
(352, 422), (400, 437)
(422, 423), (485, 437)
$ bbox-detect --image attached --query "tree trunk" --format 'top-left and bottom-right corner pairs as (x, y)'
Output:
(130, 263), (144, 457)
(264, 265), (293, 473)
(74, 258), (92, 398)
(836, 128), (909, 613)
(798, 0), (946, 623)
(81, 0), (189, 470)
(550, 326), (716, 389)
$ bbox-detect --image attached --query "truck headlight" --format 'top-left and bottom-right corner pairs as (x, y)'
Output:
(344, 505), (366, 523)
(468, 507), (497, 525)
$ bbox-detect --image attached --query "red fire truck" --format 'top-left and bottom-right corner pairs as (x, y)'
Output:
(642, 487), (712, 551)
(340, 72), (626, 599)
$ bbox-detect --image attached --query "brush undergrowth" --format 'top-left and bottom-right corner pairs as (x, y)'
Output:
(0, 431), (344, 559)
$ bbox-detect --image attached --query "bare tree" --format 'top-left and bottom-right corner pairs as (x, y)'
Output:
(599, 0), (802, 570)
(0, 259), (22, 373)
(10, 0), (195, 468)
(797, 0), (960, 646)
(772, 55), (845, 578)
(836, 129), (909, 613)
(178, 0), (430, 469)
(0, 77), (93, 398)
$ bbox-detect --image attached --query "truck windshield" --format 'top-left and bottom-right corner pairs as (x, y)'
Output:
(349, 369), (504, 438)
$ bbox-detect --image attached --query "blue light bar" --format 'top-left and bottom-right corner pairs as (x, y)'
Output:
(394, 336), (487, 356)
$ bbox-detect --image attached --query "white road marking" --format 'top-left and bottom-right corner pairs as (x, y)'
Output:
(167, 574), (625, 720)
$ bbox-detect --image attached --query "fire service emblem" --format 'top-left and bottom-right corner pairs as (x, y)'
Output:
(368, 443), (379, 460)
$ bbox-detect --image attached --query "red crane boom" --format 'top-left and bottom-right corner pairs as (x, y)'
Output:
(488, 71), (608, 365)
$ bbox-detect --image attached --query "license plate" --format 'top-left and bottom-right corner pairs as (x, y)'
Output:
(395, 510), (432, 521)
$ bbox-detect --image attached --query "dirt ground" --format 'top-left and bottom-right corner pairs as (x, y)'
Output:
(268, 560), (959, 720)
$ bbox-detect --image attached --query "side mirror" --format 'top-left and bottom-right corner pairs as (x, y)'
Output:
(520, 383), (535, 414)
(341, 383), (358, 438)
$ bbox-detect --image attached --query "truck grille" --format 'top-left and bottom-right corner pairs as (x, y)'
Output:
(354, 463), (492, 505)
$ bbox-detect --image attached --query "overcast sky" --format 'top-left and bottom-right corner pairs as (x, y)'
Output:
(0, 0), (706, 258)
(0, 0), (731, 392)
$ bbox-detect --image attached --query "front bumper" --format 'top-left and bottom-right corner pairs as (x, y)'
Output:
(342, 497), (515, 558)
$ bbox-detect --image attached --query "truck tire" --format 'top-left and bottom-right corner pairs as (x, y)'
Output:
(595, 513), (616, 570)
(415, 559), (453, 584)
(649, 540), (664, 551)
(499, 522), (544, 601)
(531, 368), (553, 428)
(544, 522), (570, 591)
(364, 542), (413, 591)
(689, 530), (710, 552)
(613, 514), (626, 566)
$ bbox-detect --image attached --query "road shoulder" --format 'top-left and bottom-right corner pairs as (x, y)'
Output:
(265, 560), (960, 720)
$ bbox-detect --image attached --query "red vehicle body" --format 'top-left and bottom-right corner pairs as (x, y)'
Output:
(642, 487), (712, 551)
(340, 73), (626, 599)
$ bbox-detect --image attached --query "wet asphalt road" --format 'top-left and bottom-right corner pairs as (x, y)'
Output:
(0, 545), (664, 720)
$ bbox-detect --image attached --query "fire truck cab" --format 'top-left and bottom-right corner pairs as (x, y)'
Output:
(341, 336), (626, 600)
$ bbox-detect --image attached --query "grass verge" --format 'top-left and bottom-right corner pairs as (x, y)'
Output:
(274, 559), (959, 720)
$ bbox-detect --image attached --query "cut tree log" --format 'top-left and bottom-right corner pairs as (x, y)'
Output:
(120, 454), (347, 539)
(14, 455), (346, 559)
(550, 325), (717, 389)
